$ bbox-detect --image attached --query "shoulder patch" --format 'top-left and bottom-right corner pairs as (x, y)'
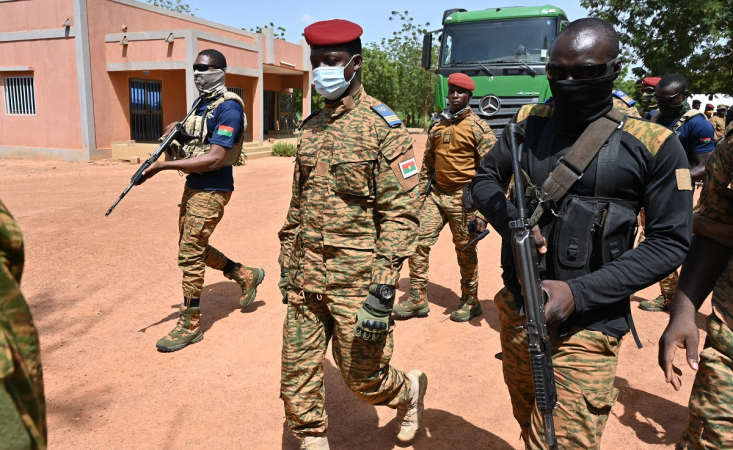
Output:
(298, 109), (322, 130)
(613, 89), (636, 107)
(623, 117), (675, 156)
(371, 104), (402, 128)
(516, 104), (553, 123)
(389, 148), (419, 192)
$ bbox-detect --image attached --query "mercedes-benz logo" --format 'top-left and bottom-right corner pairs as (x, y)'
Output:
(478, 95), (501, 116)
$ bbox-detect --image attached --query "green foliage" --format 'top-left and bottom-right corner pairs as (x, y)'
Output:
(580, 0), (733, 95)
(613, 65), (640, 100)
(146, 0), (195, 15)
(249, 22), (286, 39)
(271, 142), (297, 157)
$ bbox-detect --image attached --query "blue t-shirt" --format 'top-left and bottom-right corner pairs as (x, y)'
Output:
(185, 98), (244, 192)
(657, 113), (715, 162)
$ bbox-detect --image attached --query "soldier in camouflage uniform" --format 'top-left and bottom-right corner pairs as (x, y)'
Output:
(659, 121), (733, 449)
(472, 19), (692, 448)
(711, 104), (728, 142)
(137, 49), (264, 352)
(278, 20), (427, 450)
(0, 199), (46, 449)
(394, 73), (496, 322)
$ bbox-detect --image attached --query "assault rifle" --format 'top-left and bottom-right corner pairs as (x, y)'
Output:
(506, 123), (558, 449)
(105, 95), (204, 216)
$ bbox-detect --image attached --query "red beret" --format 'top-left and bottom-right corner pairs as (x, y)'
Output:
(706, 103), (715, 110)
(304, 19), (363, 47)
(641, 77), (661, 87)
(448, 73), (475, 91)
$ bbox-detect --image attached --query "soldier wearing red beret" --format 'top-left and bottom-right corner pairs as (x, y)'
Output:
(394, 73), (496, 324)
(278, 19), (427, 450)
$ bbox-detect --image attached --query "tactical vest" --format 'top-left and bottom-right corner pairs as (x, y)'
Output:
(171, 91), (247, 167)
(650, 109), (703, 133)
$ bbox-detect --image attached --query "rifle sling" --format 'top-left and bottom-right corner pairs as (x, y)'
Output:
(528, 109), (626, 227)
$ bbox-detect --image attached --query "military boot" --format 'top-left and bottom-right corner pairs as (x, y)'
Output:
(639, 294), (673, 312)
(301, 436), (329, 450)
(450, 294), (482, 322)
(156, 304), (203, 352)
(393, 288), (430, 319)
(225, 263), (265, 307)
(396, 370), (428, 443)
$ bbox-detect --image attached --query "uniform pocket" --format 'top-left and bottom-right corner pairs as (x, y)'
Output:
(323, 233), (375, 289)
(331, 160), (375, 198)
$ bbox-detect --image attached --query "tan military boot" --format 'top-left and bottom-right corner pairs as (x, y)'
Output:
(301, 436), (329, 450)
(396, 370), (428, 442)
(156, 304), (203, 352)
(225, 263), (265, 307)
(393, 288), (430, 319)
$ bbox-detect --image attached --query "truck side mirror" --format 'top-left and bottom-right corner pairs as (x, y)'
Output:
(422, 33), (432, 70)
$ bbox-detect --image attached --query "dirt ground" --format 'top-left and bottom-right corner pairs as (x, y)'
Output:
(0, 136), (709, 450)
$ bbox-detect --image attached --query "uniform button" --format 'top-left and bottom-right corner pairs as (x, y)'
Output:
(409, 192), (415, 198)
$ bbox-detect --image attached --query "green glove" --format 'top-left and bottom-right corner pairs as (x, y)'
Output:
(354, 284), (395, 341)
(279, 268), (289, 304)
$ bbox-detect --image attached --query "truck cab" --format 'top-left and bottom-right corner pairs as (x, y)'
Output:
(422, 5), (569, 135)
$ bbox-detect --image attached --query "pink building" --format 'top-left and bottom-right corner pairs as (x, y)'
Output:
(0, 0), (312, 161)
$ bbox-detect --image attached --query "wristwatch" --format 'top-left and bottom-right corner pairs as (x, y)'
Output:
(371, 284), (395, 301)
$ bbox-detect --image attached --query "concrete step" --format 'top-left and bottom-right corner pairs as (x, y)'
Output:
(243, 147), (273, 160)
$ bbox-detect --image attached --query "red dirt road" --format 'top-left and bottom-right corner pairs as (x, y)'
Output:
(0, 137), (708, 449)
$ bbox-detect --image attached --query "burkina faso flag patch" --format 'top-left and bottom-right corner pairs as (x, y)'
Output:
(217, 125), (234, 137)
(399, 158), (418, 179)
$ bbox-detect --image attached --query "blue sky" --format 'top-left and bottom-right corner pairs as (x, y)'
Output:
(183, 0), (590, 45)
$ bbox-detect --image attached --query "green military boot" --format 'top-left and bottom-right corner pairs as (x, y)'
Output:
(393, 288), (430, 319)
(301, 436), (330, 450)
(225, 263), (265, 307)
(639, 294), (672, 312)
(450, 294), (482, 322)
(156, 304), (203, 352)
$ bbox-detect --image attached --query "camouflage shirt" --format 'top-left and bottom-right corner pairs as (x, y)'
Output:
(694, 122), (733, 329)
(420, 109), (496, 192)
(278, 88), (420, 296)
(0, 199), (46, 449)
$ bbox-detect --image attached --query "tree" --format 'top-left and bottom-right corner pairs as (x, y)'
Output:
(146, 0), (195, 15)
(249, 23), (286, 40)
(580, 0), (733, 95)
(361, 43), (398, 109)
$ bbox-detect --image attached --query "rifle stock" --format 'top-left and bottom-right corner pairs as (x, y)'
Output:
(506, 123), (558, 449)
(105, 95), (204, 216)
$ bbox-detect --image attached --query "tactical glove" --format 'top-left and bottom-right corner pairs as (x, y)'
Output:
(354, 284), (395, 341)
(279, 268), (289, 304)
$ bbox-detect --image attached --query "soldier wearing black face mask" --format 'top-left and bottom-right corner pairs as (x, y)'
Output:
(471, 18), (692, 449)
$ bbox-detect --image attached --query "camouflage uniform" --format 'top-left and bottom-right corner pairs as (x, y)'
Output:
(0, 199), (46, 449)
(678, 122), (733, 449)
(711, 114), (727, 142)
(612, 91), (641, 119)
(278, 87), (420, 438)
(407, 109), (496, 300)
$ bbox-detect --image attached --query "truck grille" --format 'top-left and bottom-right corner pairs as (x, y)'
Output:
(470, 96), (540, 137)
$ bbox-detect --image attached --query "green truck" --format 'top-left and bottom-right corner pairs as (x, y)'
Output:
(421, 5), (569, 135)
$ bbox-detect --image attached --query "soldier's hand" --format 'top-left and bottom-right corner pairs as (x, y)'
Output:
(279, 268), (289, 304)
(162, 121), (179, 138)
(658, 314), (699, 391)
(354, 287), (394, 342)
(136, 161), (162, 185)
(541, 280), (575, 327)
(532, 225), (547, 254)
(474, 217), (488, 233)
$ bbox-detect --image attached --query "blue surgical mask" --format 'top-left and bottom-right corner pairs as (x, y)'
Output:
(313, 56), (356, 100)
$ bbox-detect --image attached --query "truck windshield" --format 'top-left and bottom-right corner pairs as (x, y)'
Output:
(441, 17), (557, 66)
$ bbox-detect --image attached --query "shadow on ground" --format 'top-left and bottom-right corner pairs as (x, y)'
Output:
(613, 376), (688, 446)
(138, 281), (263, 334)
(282, 360), (515, 449)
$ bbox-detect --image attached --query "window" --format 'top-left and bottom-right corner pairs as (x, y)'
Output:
(129, 79), (163, 141)
(227, 86), (244, 99)
(3, 76), (36, 115)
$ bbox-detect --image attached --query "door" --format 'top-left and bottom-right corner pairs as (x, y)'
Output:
(130, 79), (163, 141)
(263, 90), (277, 135)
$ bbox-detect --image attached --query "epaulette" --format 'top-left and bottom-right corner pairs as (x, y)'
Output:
(298, 109), (321, 130)
(371, 103), (402, 128)
(613, 89), (636, 107)
(516, 104), (553, 123)
(623, 116), (674, 156)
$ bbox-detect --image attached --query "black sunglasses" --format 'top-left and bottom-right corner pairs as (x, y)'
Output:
(193, 64), (218, 72)
(654, 91), (687, 104)
(546, 58), (617, 80)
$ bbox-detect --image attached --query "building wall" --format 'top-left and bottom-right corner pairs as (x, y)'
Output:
(0, 38), (83, 154)
(0, 0), (75, 33)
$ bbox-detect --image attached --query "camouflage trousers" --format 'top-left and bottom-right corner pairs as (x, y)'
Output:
(281, 291), (412, 438)
(495, 288), (621, 449)
(639, 210), (679, 297)
(178, 187), (232, 300)
(677, 312), (733, 449)
(408, 188), (479, 296)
